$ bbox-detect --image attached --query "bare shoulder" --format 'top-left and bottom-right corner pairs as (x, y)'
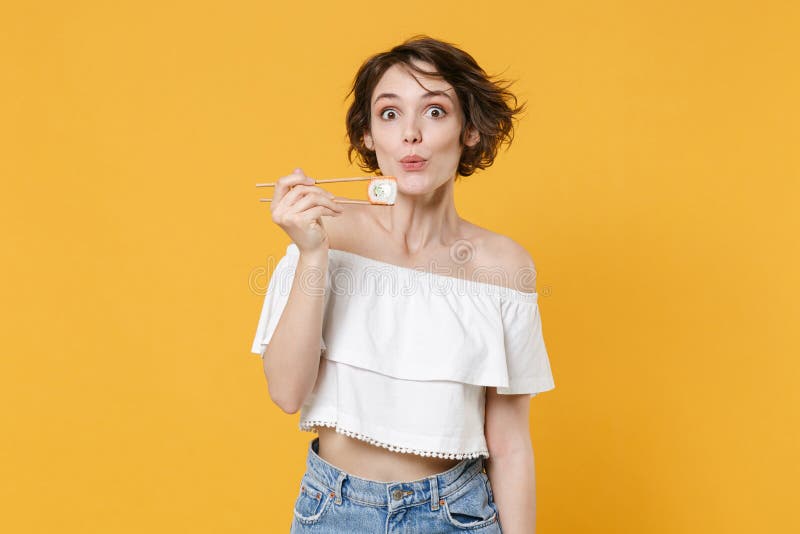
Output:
(463, 221), (539, 294)
(322, 203), (371, 250)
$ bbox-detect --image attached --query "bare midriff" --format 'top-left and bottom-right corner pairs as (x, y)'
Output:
(316, 427), (462, 482)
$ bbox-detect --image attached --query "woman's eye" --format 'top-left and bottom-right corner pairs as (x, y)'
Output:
(425, 106), (446, 118)
(380, 109), (397, 120)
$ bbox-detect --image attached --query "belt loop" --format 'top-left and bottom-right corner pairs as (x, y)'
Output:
(429, 475), (440, 511)
(334, 471), (346, 505)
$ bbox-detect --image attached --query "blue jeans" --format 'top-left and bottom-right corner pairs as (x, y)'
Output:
(290, 437), (502, 533)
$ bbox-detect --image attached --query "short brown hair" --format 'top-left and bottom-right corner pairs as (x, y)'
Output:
(345, 35), (526, 179)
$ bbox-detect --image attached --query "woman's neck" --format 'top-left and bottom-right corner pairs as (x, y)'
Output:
(381, 179), (462, 255)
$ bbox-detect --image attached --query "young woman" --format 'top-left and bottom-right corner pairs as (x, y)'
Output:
(251, 35), (555, 533)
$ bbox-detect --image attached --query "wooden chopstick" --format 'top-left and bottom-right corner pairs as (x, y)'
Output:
(259, 197), (372, 204)
(255, 176), (389, 188)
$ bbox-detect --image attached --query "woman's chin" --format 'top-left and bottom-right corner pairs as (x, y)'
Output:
(399, 169), (456, 190)
(395, 174), (431, 194)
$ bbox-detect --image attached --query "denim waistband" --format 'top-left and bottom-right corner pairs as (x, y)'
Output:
(303, 436), (486, 512)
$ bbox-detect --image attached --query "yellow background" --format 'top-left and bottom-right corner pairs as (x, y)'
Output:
(2, 1), (798, 532)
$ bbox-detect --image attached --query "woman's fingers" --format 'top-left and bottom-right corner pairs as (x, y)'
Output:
(280, 184), (334, 209)
(271, 168), (315, 208)
(272, 188), (342, 227)
(297, 205), (342, 223)
(266, 168), (341, 253)
(290, 190), (343, 214)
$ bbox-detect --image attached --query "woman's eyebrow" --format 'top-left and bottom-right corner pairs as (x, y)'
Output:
(373, 90), (454, 105)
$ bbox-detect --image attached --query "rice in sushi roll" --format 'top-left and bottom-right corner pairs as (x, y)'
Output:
(367, 177), (397, 205)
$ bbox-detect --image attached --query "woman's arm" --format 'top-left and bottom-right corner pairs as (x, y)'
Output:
(481, 235), (545, 531)
(484, 387), (537, 534)
(262, 248), (328, 414)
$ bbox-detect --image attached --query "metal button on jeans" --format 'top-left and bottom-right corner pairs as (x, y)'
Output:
(392, 489), (403, 500)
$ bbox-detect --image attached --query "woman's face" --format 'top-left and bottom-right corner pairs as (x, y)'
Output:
(363, 60), (479, 194)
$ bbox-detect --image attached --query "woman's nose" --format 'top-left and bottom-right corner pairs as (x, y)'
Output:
(402, 118), (422, 144)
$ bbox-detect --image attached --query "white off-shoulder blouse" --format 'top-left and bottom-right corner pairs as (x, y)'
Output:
(250, 243), (555, 459)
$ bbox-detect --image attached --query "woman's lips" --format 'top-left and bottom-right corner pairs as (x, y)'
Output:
(400, 160), (427, 171)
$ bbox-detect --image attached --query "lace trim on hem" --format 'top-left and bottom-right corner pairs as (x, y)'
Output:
(299, 419), (489, 460)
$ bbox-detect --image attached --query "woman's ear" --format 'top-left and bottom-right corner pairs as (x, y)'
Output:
(363, 131), (374, 150)
(464, 125), (480, 148)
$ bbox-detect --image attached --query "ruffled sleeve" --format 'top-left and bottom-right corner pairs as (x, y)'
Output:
(250, 244), (328, 358)
(496, 295), (555, 397)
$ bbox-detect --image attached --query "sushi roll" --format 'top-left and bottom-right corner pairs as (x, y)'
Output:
(367, 177), (397, 205)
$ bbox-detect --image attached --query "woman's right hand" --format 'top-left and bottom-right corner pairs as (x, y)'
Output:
(270, 168), (344, 255)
